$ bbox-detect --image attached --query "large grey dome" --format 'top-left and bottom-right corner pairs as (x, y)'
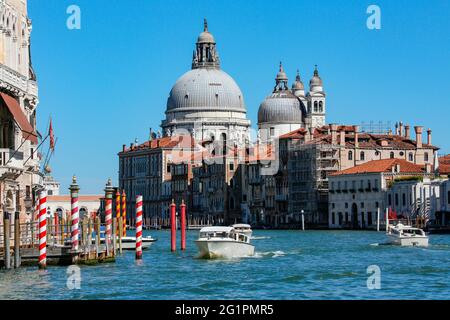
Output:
(166, 68), (246, 112)
(258, 91), (303, 124)
(162, 20), (250, 144)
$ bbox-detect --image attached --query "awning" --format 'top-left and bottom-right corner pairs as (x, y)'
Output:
(0, 92), (38, 144)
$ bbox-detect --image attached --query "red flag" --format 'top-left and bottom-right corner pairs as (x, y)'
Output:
(49, 119), (55, 151)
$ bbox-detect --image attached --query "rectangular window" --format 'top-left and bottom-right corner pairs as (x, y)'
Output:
(367, 212), (372, 226)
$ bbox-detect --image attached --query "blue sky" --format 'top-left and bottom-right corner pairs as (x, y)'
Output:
(29, 0), (450, 194)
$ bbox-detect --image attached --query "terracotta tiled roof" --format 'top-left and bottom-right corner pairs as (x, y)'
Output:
(279, 128), (307, 139)
(439, 155), (450, 175)
(330, 159), (426, 176)
(120, 135), (198, 154)
(48, 195), (103, 202)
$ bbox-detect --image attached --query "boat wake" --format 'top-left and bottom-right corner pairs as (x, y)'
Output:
(251, 236), (271, 240)
(250, 250), (287, 259)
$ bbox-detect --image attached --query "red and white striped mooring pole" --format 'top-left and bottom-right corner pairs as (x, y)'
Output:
(170, 200), (176, 252)
(135, 195), (143, 260)
(104, 179), (114, 255)
(180, 200), (186, 251)
(69, 176), (80, 252)
(38, 191), (47, 269)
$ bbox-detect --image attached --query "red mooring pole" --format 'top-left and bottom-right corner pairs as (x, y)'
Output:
(181, 200), (186, 251)
(170, 200), (176, 252)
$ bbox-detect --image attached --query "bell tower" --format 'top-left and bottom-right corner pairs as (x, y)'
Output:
(306, 65), (326, 129)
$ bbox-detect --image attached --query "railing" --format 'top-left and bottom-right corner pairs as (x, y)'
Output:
(0, 63), (38, 97)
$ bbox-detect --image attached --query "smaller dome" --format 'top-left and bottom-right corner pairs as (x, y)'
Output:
(292, 70), (304, 90)
(198, 19), (215, 43)
(258, 91), (303, 124)
(276, 62), (288, 81)
(309, 65), (323, 90)
(198, 31), (215, 43)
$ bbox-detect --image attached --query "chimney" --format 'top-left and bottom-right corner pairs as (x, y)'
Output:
(415, 126), (423, 148)
(353, 125), (359, 148)
(427, 129), (432, 145)
(330, 124), (338, 145)
(404, 125), (411, 139)
(395, 122), (399, 135)
(339, 129), (346, 146)
(398, 121), (404, 137)
(122, 144), (126, 152)
(388, 128), (393, 136)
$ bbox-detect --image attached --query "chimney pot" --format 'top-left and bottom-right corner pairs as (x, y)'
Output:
(399, 121), (404, 136)
(414, 126), (423, 148)
(330, 124), (338, 145)
(339, 130), (346, 146)
(405, 125), (410, 139)
(353, 125), (359, 148)
(427, 129), (432, 145)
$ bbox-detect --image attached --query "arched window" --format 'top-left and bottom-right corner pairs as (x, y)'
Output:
(424, 152), (429, 162)
(319, 101), (323, 113)
(348, 151), (353, 161)
(314, 101), (318, 112)
(390, 152), (395, 159)
(360, 151), (365, 161)
(409, 153), (414, 162)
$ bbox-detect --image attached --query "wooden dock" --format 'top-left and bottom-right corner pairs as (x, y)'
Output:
(1, 213), (123, 269)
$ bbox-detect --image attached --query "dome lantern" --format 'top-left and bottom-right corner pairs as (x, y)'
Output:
(274, 62), (289, 92)
(309, 65), (324, 92)
(192, 19), (220, 69)
(292, 69), (305, 97)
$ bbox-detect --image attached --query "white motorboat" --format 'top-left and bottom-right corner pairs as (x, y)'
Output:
(231, 224), (253, 238)
(386, 223), (429, 247)
(94, 230), (157, 250)
(195, 226), (255, 259)
(119, 236), (157, 250)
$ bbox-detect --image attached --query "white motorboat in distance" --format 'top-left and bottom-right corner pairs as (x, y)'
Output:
(195, 226), (255, 259)
(120, 236), (157, 250)
(95, 233), (157, 250)
(231, 224), (253, 238)
(387, 223), (429, 247)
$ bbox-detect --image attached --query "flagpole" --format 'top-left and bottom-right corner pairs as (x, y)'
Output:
(43, 137), (58, 170)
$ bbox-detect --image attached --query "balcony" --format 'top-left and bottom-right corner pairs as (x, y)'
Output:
(0, 64), (38, 97)
(0, 148), (24, 180)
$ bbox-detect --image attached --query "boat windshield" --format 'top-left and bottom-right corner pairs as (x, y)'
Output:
(199, 231), (250, 243)
(402, 229), (424, 235)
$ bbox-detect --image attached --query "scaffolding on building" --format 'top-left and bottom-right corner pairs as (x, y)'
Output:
(288, 141), (341, 226)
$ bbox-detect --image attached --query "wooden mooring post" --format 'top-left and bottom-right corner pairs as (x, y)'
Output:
(118, 218), (123, 254)
(112, 217), (117, 257)
(14, 212), (21, 268)
(3, 212), (11, 269)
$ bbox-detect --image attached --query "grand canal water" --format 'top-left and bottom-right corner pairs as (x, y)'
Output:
(1, 230), (449, 300)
